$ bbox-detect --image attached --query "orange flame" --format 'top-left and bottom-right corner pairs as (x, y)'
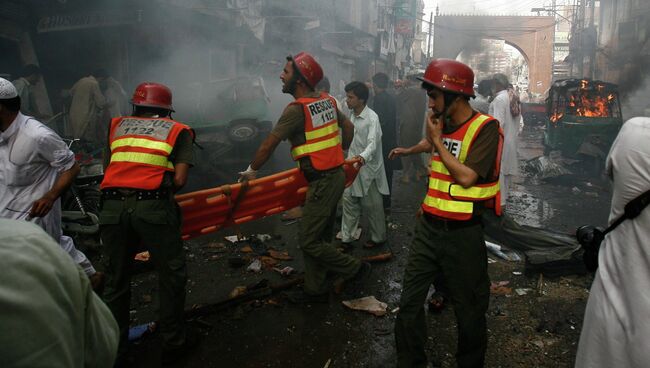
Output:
(551, 80), (615, 123)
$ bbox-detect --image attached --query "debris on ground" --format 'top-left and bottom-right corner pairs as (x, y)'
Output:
(490, 281), (512, 295)
(361, 252), (393, 263)
(260, 256), (278, 268)
(524, 154), (572, 180)
(268, 249), (293, 260)
(273, 266), (295, 276)
(485, 241), (522, 262)
(134, 251), (150, 261)
(229, 286), (247, 299)
(128, 322), (157, 342)
(247, 258), (262, 273)
(342, 296), (388, 316)
(515, 288), (533, 296)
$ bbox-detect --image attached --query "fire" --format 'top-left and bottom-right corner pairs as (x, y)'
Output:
(551, 79), (616, 123)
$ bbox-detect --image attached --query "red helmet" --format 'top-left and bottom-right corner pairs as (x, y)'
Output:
(418, 59), (475, 97)
(290, 52), (323, 89)
(131, 82), (174, 111)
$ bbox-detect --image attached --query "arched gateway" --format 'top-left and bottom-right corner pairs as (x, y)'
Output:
(434, 15), (555, 95)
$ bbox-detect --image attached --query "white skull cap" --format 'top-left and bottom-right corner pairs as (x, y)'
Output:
(0, 78), (18, 99)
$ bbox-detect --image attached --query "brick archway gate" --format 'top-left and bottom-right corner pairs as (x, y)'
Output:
(433, 15), (555, 95)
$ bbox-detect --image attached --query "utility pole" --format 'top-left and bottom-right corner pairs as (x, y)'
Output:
(577, 0), (586, 77)
(426, 11), (433, 59)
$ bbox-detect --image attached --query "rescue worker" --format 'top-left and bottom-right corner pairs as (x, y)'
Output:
(99, 82), (196, 365)
(239, 52), (371, 303)
(389, 59), (503, 368)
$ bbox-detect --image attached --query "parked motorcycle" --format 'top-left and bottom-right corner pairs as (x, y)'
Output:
(61, 139), (103, 237)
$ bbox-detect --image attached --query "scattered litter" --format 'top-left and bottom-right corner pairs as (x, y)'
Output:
(247, 258), (262, 273)
(490, 281), (512, 295)
(515, 288), (533, 296)
(269, 249), (293, 260)
(487, 257), (497, 264)
(585, 191), (599, 198)
(283, 219), (298, 226)
(272, 266), (295, 276)
(512, 271), (523, 275)
(134, 251), (150, 262)
(323, 358), (332, 368)
(209, 255), (221, 261)
(342, 296), (388, 316)
(572, 186), (581, 194)
(336, 228), (362, 241)
(128, 322), (157, 342)
(224, 235), (243, 243)
(229, 286), (247, 299)
(524, 154), (572, 180)
(260, 256), (278, 268)
(361, 252), (393, 263)
(388, 222), (399, 230)
(485, 241), (522, 262)
(256, 234), (272, 242)
(391, 307), (400, 314)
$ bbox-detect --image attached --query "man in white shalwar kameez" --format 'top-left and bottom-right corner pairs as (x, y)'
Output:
(0, 78), (102, 287)
(488, 73), (521, 208)
(340, 81), (389, 248)
(575, 117), (650, 368)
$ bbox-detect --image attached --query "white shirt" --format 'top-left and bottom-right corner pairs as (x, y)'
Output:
(0, 112), (76, 240)
(489, 90), (520, 177)
(575, 117), (650, 368)
(346, 105), (389, 197)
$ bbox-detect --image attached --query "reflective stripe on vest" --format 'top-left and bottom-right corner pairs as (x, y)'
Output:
(110, 151), (174, 170)
(289, 93), (345, 170)
(101, 116), (190, 190)
(110, 137), (173, 154)
(422, 113), (501, 220)
(291, 132), (341, 157)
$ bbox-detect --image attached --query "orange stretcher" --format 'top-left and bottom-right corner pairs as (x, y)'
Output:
(175, 161), (360, 240)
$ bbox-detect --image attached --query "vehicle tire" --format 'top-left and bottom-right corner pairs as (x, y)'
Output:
(228, 120), (259, 142)
(63, 186), (101, 214)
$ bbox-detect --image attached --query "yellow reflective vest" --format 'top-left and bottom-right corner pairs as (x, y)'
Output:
(422, 113), (503, 220)
(290, 92), (344, 170)
(101, 116), (191, 190)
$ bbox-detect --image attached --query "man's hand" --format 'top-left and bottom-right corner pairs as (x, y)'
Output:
(238, 164), (258, 182)
(426, 113), (443, 144)
(30, 195), (56, 217)
(351, 156), (365, 169)
(389, 147), (409, 159)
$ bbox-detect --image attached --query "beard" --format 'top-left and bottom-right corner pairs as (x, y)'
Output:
(282, 74), (299, 94)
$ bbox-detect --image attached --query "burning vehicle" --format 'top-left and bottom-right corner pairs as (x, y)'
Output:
(544, 79), (623, 160)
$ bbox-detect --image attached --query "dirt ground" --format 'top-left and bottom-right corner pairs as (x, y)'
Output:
(81, 120), (612, 367)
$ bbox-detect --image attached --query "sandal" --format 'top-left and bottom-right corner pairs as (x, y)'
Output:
(428, 291), (446, 313)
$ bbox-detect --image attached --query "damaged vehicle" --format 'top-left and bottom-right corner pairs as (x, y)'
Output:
(544, 79), (623, 163)
(176, 76), (273, 182)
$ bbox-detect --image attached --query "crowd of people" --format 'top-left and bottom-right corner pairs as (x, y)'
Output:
(0, 51), (648, 368)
